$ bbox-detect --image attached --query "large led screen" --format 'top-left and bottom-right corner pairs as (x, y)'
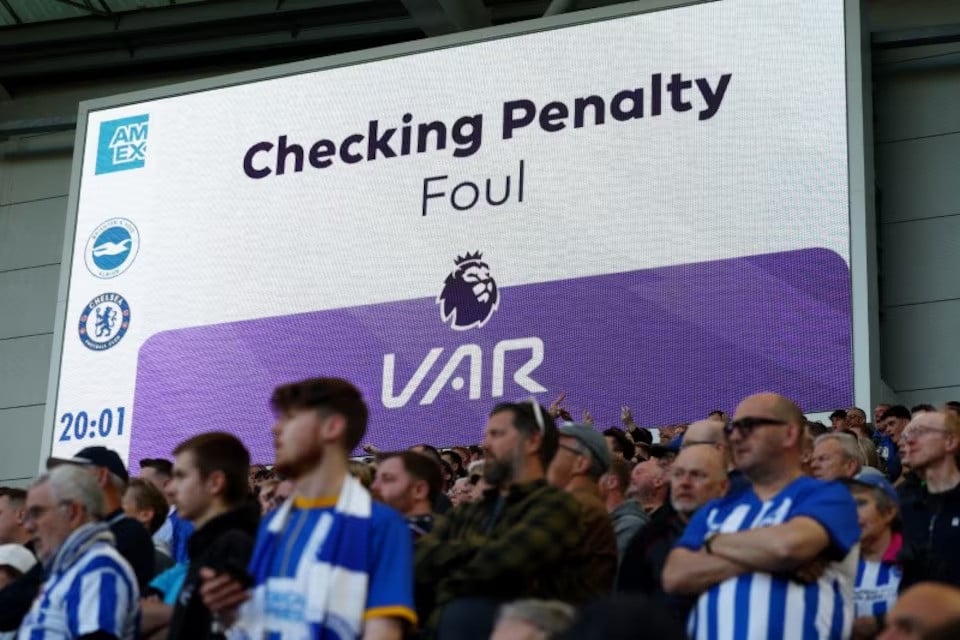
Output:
(51, 0), (853, 468)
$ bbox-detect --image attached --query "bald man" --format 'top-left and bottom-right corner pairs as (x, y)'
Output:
(878, 583), (960, 640)
(663, 392), (861, 639)
(681, 419), (749, 495)
(618, 445), (727, 622)
(898, 411), (960, 589)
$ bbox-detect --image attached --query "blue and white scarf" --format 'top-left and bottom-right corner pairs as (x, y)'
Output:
(230, 475), (372, 640)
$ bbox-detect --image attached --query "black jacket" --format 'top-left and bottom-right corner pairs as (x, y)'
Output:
(0, 561), (43, 631)
(616, 502), (695, 622)
(898, 478), (960, 589)
(167, 502), (260, 640)
(107, 508), (156, 591)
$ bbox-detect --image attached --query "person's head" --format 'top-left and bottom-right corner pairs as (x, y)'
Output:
(372, 451), (441, 517)
(810, 432), (863, 481)
(47, 446), (129, 508)
(448, 476), (473, 506)
(441, 450), (464, 477)
(829, 409), (847, 430)
(0, 544), (36, 590)
(669, 444), (728, 518)
(547, 424), (612, 490)
(599, 457), (631, 505)
(630, 456), (670, 504)
(680, 419), (731, 467)
(170, 432), (250, 526)
(269, 377), (368, 478)
(911, 404), (937, 416)
(901, 411), (960, 473)
(728, 393), (805, 482)
(845, 471), (899, 548)
(880, 405), (912, 441)
(707, 410), (727, 423)
(602, 428), (635, 462)
(846, 407), (867, 428)
(878, 582), (960, 640)
(490, 599), (576, 640)
(409, 444), (443, 467)
(25, 465), (104, 562)
(348, 460), (374, 489)
(122, 478), (168, 535)
(452, 446), (472, 467)
(138, 458), (173, 492)
(483, 400), (558, 488)
(0, 487), (28, 545)
(874, 403), (891, 424)
(257, 479), (280, 515)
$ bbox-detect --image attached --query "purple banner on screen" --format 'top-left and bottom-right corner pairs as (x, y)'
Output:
(130, 248), (851, 469)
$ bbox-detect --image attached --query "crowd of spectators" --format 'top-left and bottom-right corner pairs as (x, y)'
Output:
(1, 380), (960, 639)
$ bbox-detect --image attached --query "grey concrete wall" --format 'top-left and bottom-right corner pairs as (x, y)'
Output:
(870, 2), (960, 407)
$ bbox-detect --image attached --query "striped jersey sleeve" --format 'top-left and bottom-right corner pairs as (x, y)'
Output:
(65, 554), (138, 638)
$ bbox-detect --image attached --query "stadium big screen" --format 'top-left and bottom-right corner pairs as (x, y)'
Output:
(48, 0), (860, 468)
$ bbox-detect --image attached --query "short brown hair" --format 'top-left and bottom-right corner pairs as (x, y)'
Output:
(387, 451), (443, 502)
(125, 479), (169, 534)
(173, 432), (250, 505)
(270, 378), (369, 451)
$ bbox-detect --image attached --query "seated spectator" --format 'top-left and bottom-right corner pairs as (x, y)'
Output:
(442, 450), (465, 479)
(161, 432), (260, 639)
(0, 487), (43, 634)
(629, 451), (671, 515)
(372, 451), (441, 539)
(547, 423), (618, 596)
(681, 418), (749, 494)
(415, 401), (584, 640)
(878, 582), (960, 640)
(139, 459), (178, 558)
(618, 444), (728, 622)
(874, 404), (891, 425)
(877, 406), (908, 480)
(898, 411), (960, 589)
(844, 469), (902, 639)
(48, 447), (156, 590)
(448, 476), (474, 506)
(663, 393), (860, 638)
(0, 543), (35, 589)
(20, 465), (138, 639)
(200, 378), (415, 639)
(811, 432), (863, 481)
(490, 600), (576, 640)
(602, 428), (635, 462)
(123, 478), (174, 574)
(830, 409), (848, 430)
(598, 457), (648, 560)
(409, 444), (453, 514)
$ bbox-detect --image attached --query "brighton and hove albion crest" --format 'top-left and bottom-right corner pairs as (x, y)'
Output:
(78, 293), (131, 351)
(84, 218), (140, 278)
(437, 252), (499, 330)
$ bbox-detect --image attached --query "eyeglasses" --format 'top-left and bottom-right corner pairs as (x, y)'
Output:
(902, 426), (952, 441)
(723, 417), (789, 438)
(23, 501), (70, 524)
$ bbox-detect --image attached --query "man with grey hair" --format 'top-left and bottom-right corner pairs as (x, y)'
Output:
(19, 464), (139, 639)
(490, 600), (575, 640)
(547, 423), (618, 596)
(810, 432), (863, 481)
(48, 446), (155, 590)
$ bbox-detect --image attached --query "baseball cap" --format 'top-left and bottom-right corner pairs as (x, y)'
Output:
(558, 424), (611, 474)
(47, 446), (129, 484)
(845, 467), (899, 508)
(0, 544), (37, 575)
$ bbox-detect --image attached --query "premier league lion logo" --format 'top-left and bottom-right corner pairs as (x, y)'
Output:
(437, 252), (499, 330)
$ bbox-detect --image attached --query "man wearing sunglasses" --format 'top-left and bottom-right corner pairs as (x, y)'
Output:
(415, 400), (584, 640)
(663, 392), (860, 639)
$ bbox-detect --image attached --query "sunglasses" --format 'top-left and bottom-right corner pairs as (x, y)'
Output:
(723, 417), (788, 438)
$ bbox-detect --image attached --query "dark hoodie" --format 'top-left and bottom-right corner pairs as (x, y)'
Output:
(167, 501), (260, 640)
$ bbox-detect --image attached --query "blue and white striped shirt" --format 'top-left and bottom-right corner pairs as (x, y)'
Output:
(854, 559), (900, 618)
(676, 477), (861, 640)
(18, 523), (139, 640)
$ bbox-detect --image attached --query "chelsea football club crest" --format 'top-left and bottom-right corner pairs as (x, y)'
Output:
(78, 293), (130, 351)
(84, 218), (140, 279)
